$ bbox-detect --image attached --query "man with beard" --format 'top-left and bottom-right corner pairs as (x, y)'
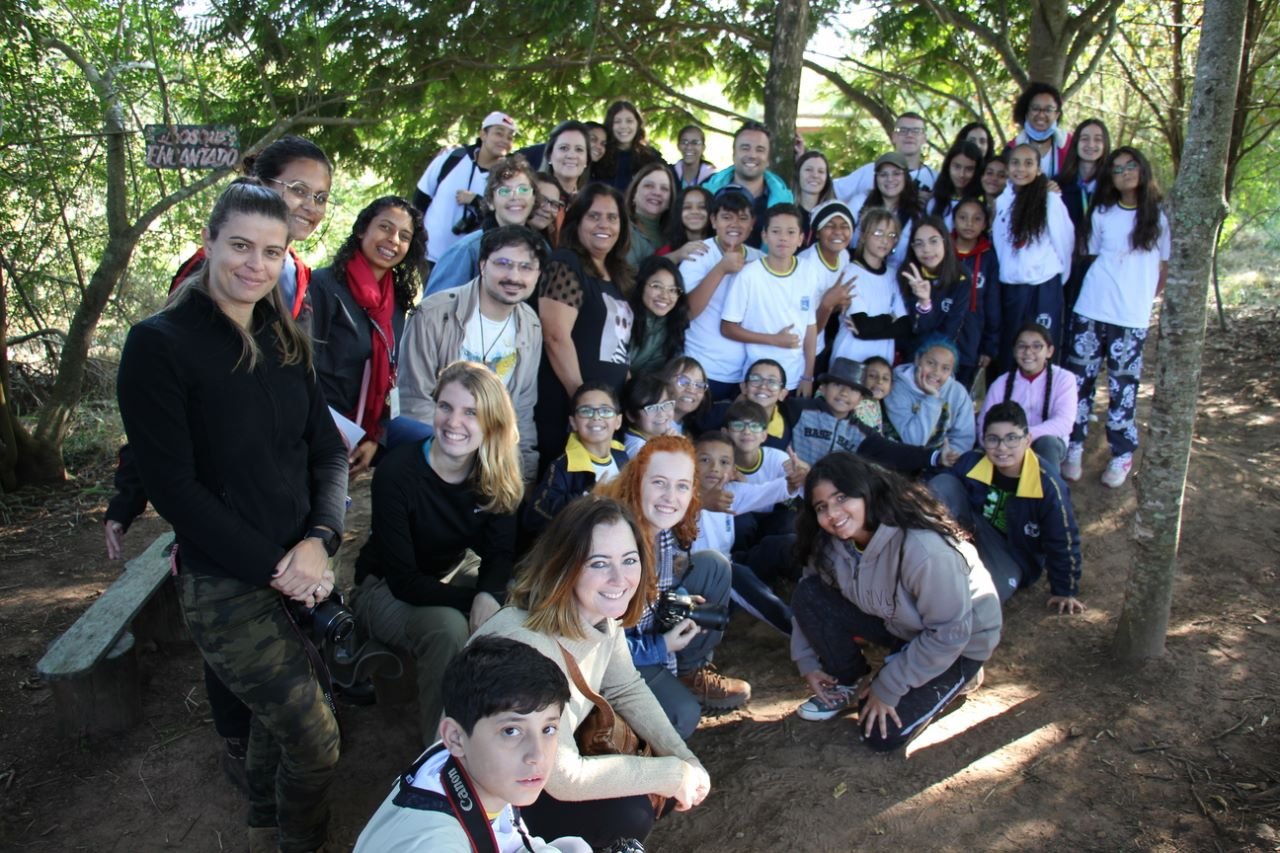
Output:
(399, 226), (545, 484)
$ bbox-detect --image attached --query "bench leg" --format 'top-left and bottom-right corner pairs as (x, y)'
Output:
(132, 575), (190, 646)
(50, 631), (142, 738)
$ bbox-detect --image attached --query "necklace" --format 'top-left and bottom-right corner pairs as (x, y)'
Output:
(478, 311), (513, 363)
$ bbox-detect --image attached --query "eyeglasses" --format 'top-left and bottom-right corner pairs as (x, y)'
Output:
(1028, 105), (1059, 116)
(675, 375), (710, 391)
(646, 281), (681, 297)
(679, 138), (704, 148)
(746, 373), (783, 390)
(641, 400), (677, 415)
(538, 196), (565, 210)
(575, 405), (618, 420)
(495, 185), (533, 198)
(266, 178), (332, 206)
(1112, 161), (1141, 175)
(894, 126), (925, 137)
(727, 420), (766, 433)
(487, 257), (540, 275)
(870, 229), (900, 240)
(982, 431), (1028, 449)
(1015, 341), (1047, 353)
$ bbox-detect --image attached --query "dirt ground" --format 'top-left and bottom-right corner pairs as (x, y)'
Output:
(2, 308), (1279, 853)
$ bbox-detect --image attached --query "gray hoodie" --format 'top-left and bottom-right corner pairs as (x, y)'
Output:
(790, 524), (1002, 705)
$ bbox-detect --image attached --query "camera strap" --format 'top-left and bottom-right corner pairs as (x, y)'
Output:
(392, 744), (534, 853)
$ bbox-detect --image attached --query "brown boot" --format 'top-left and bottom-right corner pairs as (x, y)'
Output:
(678, 664), (751, 710)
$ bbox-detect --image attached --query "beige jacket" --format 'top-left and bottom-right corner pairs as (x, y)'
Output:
(399, 278), (541, 482)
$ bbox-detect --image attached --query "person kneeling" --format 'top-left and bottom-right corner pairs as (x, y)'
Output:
(354, 637), (590, 853)
(928, 401), (1086, 613)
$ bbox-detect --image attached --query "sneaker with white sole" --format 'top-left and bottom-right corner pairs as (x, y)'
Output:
(796, 684), (855, 721)
(1101, 453), (1133, 488)
(1061, 443), (1084, 482)
(959, 666), (984, 696)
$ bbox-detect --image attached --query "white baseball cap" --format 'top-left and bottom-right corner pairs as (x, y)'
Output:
(482, 111), (517, 134)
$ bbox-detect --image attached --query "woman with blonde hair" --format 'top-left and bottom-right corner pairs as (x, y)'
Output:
(352, 360), (524, 745)
(475, 495), (710, 850)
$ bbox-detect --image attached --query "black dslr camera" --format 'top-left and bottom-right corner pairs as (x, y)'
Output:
(655, 590), (730, 632)
(452, 202), (482, 235)
(290, 589), (356, 646)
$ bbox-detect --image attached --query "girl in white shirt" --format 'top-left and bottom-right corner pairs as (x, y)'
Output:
(1062, 147), (1170, 489)
(991, 143), (1075, 370)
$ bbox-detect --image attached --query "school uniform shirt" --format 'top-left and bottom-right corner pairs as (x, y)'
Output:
(798, 244), (851, 359)
(693, 478), (794, 554)
(978, 365), (1079, 443)
(418, 146), (490, 263)
(354, 743), (586, 853)
(721, 256), (822, 391)
(830, 260), (906, 366)
(680, 239), (764, 383)
(1075, 204), (1171, 329)
(735, 445), (795, 490)
(833, 161), (938, 204)
(991, 187), (1075, 284)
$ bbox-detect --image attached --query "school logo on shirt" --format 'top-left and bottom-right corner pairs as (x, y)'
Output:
(941, 298), (953, 313)
(1024, 522), (1040, 538)
(1036, 313), (1053, 329)
(800, 296), (811, 311)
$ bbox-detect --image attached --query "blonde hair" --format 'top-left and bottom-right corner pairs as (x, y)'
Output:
(509, 496), (654, 640)
(433, 361), (524, 514)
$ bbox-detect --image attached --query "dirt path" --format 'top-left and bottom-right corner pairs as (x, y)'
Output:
(2, 309), (1278, 852)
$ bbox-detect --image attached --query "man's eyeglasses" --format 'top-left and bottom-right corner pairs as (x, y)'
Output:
(266, 178), (332, 206)
(894, 126), (925, 137)
(487, 257), (539, 275)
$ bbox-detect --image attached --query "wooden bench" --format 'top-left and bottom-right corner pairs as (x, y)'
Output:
(36, 532), (187, 738)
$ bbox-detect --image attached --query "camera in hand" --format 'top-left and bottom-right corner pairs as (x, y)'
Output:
(290, 589), (356, 645)
(655, 590), (730, 632)
(451, 203), (481, 235)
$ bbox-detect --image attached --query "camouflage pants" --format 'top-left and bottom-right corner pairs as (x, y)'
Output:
(177, 571), (340, 853)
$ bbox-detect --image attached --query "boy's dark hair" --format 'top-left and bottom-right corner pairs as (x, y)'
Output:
(863, 355), (891, 372)
(480, 224), (547, 266)
(572, 379), (620, 410)
(984, 401), (1030, 434)
(694, 430), (735, 452)
(622, 372), (670, 424)
(734, 119), (771, 142)
(442, 637), (570, 735)
(896, 111), (926, 125)
(746, 357), (787, 388)
(726, 398), (768, 426)
(762, 202), (804, 231)
(711, 188), (753, 215)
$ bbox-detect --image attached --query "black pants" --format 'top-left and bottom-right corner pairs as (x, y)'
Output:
(522, 792), (660, 848)
(791, 575), (982, 751)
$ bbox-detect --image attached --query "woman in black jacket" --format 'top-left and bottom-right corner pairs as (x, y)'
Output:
(117, 179), (348, 853)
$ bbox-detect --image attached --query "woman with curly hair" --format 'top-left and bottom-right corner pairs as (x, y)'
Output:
(595, 436), (751, 736)
(310, 196), (424, 475)
(789, 452), (1001, 751)
(627, 255), (690, 376)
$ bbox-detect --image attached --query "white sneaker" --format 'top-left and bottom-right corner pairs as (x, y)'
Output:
(796, 685), (855, 721)
(1061, 443), (1084, 482)
(1101, 453), (1133, 488)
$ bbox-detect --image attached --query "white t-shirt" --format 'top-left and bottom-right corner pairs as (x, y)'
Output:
(592, 454), (621, 484)
(680, 238), (764, 383)
(991, 186), (1075, 284)
(1074, 204), (1171, 328)
(736, 445), (791, 485)
(830, 259), (905, 365)
(418, 147), (490, 263)
(834, 161), (938, 204)
(798, 245), (851, 359)
(460, 309), (518, 386)
(721, 256), (821, 390)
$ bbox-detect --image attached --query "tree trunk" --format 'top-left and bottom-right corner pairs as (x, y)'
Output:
(763, 0), (810, 183)
(1026, 0), (1069, 87)
(1113, 0), (1247, 663)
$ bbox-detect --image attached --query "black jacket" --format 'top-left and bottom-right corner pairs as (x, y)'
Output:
(117, 290), (347, 586)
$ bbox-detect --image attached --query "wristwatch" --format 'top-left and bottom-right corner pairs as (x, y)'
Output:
(305, 526), (341, 557)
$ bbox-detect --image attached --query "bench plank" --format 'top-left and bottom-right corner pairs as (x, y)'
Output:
(37, 533), (175, 681)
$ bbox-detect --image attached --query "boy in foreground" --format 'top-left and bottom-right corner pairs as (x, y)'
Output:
(355, 637), (590, 853)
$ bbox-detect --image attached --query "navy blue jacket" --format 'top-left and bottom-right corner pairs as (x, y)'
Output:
(524, 435), (629, 536)
(944, 449), (1083, 597)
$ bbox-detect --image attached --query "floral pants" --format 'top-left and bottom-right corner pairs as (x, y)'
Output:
(1064, 313), (1147, 456)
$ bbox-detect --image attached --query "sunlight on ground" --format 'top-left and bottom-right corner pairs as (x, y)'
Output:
(904, 686), (1041, 758)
